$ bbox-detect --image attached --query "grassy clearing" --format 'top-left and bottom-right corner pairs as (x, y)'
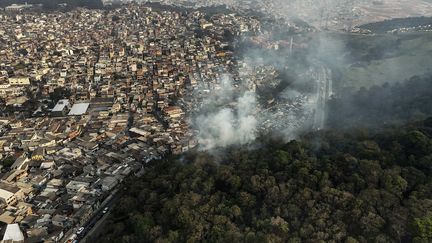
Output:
(334, 32), (432, 90)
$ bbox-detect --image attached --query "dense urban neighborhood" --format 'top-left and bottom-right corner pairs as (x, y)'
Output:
(0, 2), (307, 242)
(1, 1), (432, 243)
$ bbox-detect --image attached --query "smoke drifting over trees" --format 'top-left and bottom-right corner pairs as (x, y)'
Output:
(327, 74), (432, 129)
(194, 75), (258, 150)
(88, 3), (432, 243)
(191, 20), (432, 150)
(96, 117), (432, 243)
(191, 31), (350, 150)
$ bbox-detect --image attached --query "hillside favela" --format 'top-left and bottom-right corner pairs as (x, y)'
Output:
(1, 0), (432, 243)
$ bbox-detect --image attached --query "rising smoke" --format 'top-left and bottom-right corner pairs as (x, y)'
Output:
(191, 29), (352, 150)
(188, 0), (427, 150)
(194, 75), (258, 150)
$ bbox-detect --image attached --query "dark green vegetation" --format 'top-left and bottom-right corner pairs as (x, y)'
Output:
(0, 0), (103, 9)
(334, 31), (432, 90)
(358, 17), (432, 33)
(237, 30), (432, 92)
(49, 87), (72, 104)
(327, 74), (432, 129)
(1, 156), (15, 169)
(92, 28), (432, 243)
(96, 117), (432, 243)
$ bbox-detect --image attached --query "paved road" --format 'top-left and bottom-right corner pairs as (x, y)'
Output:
(79, 191), (122, 242)
(79, 193), (121, 243)
(312, 66), (332, 130)
(62, 188), (123, 243)
(79, 206), (111, 243)
(79, 189), (123, 242)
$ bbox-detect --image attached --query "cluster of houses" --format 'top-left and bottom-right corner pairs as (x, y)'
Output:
(0, 3), (271, 242)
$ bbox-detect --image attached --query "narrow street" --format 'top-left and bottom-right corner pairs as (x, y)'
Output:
(79, 191), (122, 243)
(62, 188), (123, 243)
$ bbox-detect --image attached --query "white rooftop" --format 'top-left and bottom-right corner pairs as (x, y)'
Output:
(52, 99), (70, 113)
(0, 189), (13, 202)
(68, 103), (90, 116)
(2, 224), (24, 241)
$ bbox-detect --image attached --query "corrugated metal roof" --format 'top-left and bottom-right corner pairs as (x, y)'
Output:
(51, 99), (70, 112)
(3, 223), (24, 241)
(68, 103), (90, 116)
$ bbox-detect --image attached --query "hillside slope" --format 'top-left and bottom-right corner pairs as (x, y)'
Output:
(94, 118), (432, 243)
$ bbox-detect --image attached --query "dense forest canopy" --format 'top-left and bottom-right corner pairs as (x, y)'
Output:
(94, 116), (432, 243)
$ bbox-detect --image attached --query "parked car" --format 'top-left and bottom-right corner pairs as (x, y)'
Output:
(102, 207), (109, 214)
(77, 227), (85, 235)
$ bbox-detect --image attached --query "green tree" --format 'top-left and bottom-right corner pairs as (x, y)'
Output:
(411, 215), (432, 242)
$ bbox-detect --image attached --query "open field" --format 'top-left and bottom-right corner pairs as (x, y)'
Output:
(331, 32), (432, 90)
(353, 0), (432, 25)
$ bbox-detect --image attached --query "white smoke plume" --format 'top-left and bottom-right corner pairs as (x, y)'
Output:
(182, 0), (432, 151)
(194, 75), (258, 150)
(185, 2), (357, 151)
